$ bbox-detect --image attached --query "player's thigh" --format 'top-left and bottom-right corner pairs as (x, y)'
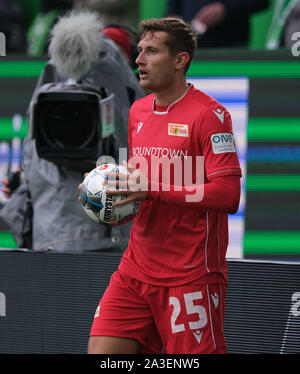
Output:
(89, 270), (162, 354)
(88, 336), (140, 354)
(153, 282), (226, 354)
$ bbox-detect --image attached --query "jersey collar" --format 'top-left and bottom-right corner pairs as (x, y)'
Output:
(152, 84), (192, 115)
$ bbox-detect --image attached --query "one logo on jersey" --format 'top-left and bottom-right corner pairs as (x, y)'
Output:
(168, 123), (189, 137)
(211, 292), (219, 309)
(211, 133), (236, 154)
(193, 329), (203, 344)
(213, 108), (225, 124)
(137, 121), (144, 134)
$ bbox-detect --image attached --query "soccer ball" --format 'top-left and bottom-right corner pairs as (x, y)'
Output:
(80, 163), (141, 225)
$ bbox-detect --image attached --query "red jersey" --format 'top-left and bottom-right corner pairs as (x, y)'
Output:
(118, 84), (241, 286)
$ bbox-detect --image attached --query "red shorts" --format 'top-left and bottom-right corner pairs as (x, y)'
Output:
(90, 270), (227, 354)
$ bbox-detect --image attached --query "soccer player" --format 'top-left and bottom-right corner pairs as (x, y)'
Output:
(87, 17), (241, 354)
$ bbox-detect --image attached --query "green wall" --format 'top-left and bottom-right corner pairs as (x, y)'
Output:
(15, 0), (279, 49)
(249, 0), (276, 49)
(140, 0), (167, 19)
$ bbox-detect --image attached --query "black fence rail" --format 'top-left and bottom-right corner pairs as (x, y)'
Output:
(0, 250), (299, 354)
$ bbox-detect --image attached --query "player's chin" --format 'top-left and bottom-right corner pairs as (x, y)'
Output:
(139, 80), (149, 90)
(139, 79), (155, 92)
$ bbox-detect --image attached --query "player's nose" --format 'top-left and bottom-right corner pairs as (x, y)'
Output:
(135, 51), (145, 66)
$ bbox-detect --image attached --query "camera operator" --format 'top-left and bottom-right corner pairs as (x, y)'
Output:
(0, 11), (144, 252)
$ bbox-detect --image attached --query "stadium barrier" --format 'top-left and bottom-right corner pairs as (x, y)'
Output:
(0, 249), (299, 354)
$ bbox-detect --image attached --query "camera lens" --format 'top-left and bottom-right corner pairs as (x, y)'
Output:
(41, 101), (97, 148)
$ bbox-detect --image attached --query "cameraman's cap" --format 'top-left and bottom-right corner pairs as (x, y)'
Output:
(101, 27), (131, 58)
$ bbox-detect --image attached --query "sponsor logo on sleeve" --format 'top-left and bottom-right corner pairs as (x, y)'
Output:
(211, 133), (236, 154)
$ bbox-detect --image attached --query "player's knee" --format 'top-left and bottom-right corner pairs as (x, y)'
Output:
(88, 336), (99, 354)
(88, 336), (111, 354)
(88, 335), (140, 354)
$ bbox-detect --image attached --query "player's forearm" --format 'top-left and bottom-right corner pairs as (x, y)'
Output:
(146, 175), (241, 213)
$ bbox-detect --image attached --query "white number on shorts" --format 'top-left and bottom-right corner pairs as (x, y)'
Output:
(169, 291), (208, 334)
(169, 297), (185, 333)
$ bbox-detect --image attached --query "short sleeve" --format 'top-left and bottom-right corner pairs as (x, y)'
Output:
(198, 106), (242, 181)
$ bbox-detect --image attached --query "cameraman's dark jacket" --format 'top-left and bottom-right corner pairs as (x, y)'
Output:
(1, 36), (144, 252)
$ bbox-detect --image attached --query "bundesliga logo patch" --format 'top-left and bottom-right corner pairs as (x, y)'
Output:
(168, 123), (189, 137)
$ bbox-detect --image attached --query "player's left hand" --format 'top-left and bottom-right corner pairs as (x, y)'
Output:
(104, 161), (148, 207)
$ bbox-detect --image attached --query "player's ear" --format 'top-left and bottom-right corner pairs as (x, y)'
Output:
(174, 51), (190, 71)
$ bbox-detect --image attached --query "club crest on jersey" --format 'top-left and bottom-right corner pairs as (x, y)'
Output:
(168, 123), (189, 137)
